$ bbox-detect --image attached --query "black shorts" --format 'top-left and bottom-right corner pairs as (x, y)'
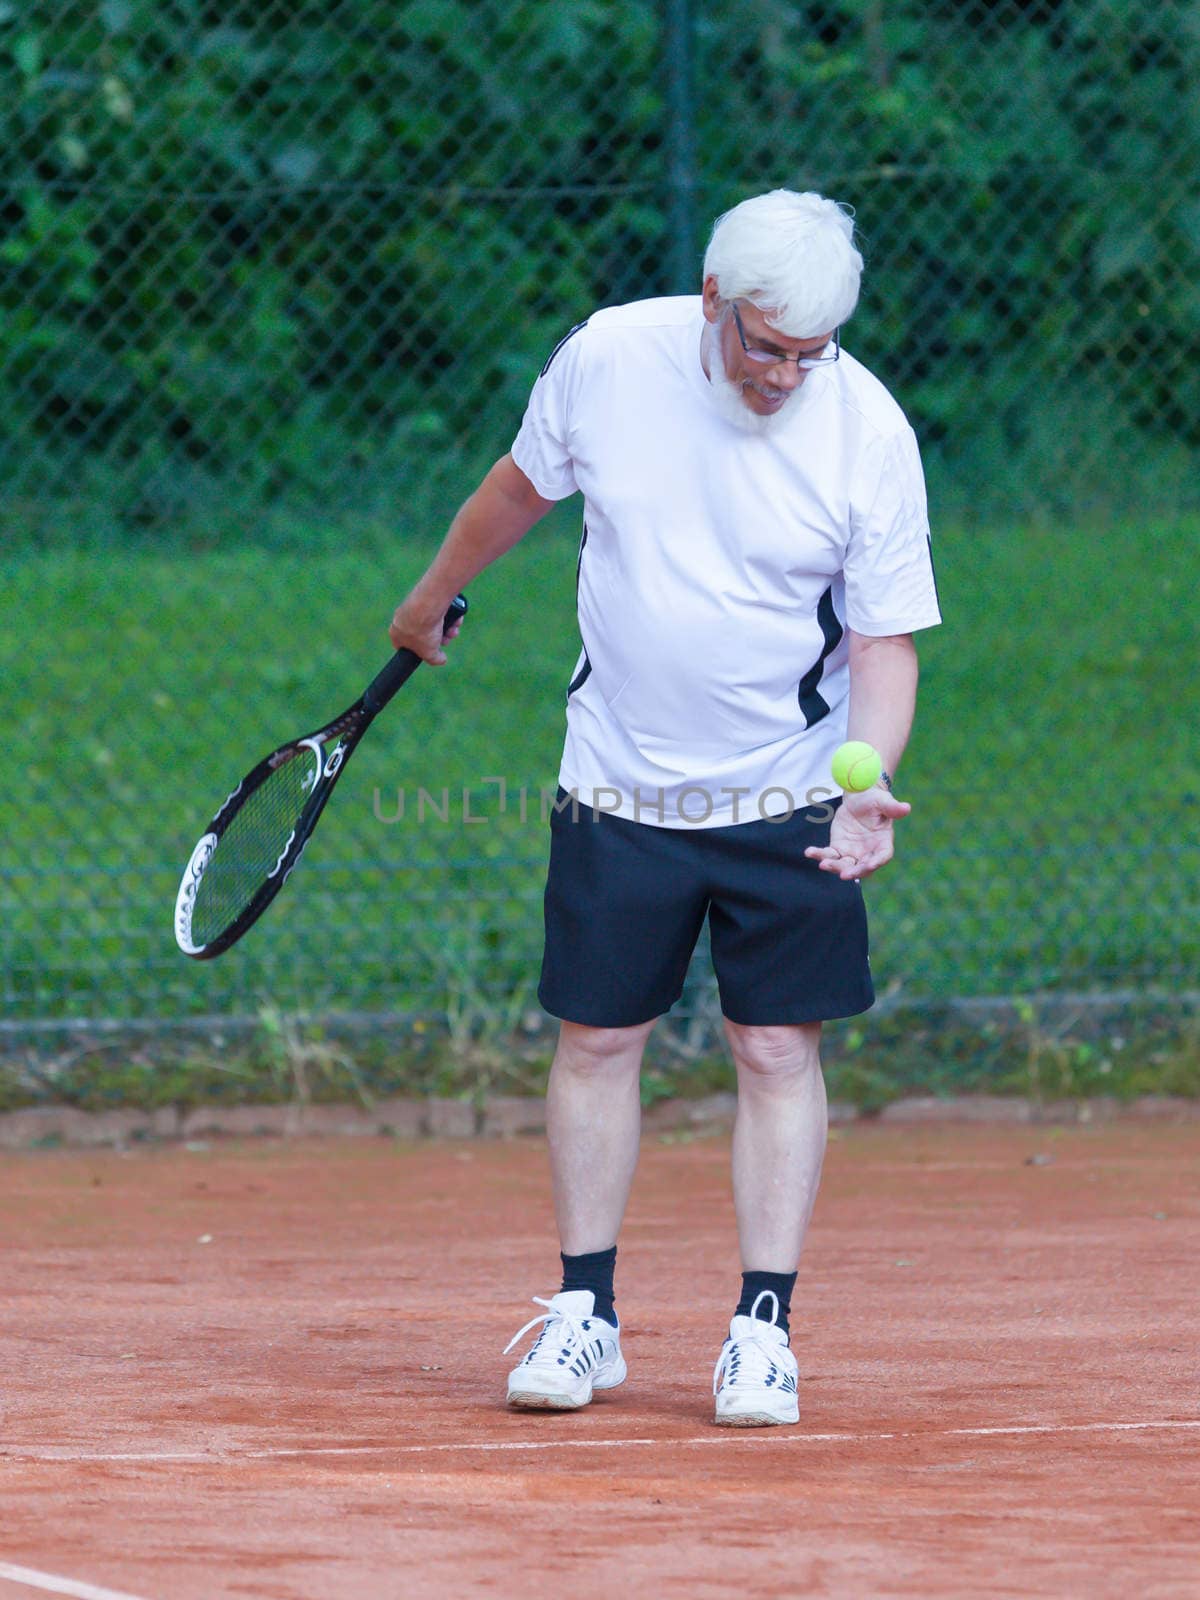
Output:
(538, 793), (874, 1029)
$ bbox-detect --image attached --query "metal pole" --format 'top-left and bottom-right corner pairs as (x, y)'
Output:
(664, 0), (698, 293)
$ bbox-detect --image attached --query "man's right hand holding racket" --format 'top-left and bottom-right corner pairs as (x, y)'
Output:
(387, 597), (466, 666)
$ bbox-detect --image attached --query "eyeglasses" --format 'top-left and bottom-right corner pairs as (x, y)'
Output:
(730, 302), (840, 370)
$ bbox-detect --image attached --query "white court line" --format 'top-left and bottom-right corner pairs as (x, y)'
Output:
(0, 1561), (153, 1600)
(3, 1417), (1198, 1465)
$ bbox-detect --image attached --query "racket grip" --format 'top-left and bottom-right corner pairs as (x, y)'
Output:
(364, 594), (469, 715)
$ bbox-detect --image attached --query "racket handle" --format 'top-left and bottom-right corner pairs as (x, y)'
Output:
(363, 594), (469, 715)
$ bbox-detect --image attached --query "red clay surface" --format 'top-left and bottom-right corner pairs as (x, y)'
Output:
(0, 1122), (1197, 1599)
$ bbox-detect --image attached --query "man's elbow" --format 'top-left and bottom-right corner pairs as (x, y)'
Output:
(848, 629), (917, 658)
(490, 453), (557, 521)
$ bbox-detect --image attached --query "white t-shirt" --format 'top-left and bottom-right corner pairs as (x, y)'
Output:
(511, 296), (942, 828)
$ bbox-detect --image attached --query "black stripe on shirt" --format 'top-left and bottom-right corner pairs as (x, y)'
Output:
(566, 652), (592, 700)
(567, 521), (592, 700)
(540, 318), (590, 377)
(797, 587), (844, 728)
(575, 520), (589, 596)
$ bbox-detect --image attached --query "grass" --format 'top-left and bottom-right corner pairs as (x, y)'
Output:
(1, 509), (1197, 1100)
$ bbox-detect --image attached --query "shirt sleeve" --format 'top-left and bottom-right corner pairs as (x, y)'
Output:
(843, 423), (943, 637)
(510, 321), (588, 501)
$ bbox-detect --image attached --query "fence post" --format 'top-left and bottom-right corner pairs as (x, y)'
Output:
(664, 0), (698, 293)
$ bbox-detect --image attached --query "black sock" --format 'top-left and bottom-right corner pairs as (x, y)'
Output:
(736, 1270), (797, 1335)
(560, 1246), (618, 1326)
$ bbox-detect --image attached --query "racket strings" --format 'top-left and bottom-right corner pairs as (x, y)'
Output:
(190, 747), (322, 943)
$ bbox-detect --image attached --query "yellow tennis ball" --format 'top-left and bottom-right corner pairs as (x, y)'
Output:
(831, 741), (883, 792)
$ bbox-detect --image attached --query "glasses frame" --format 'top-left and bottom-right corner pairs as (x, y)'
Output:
(729, 302), (840, 371)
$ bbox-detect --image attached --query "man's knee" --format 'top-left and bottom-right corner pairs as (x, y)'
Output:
(554, 1018), (657, 1075)
(724, 1020), (822, 1081)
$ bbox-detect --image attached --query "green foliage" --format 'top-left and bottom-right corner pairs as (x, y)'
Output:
(0, 0), (666, 541)
(1, 0), (1197, 545)
(818, 998), (1200, 1108)
(3, 999), (1195, 1112)
(700, 0), (1200, 514)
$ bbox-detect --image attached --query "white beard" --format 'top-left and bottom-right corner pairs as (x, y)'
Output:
(702, 323), (811, 437)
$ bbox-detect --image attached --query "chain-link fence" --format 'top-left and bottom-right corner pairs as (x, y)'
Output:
(2, 1), (1198, 1067)
(3, 0), (1199, 540)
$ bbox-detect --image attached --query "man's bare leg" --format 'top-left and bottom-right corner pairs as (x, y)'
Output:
(724, 1020), (827, 1271)
(546, 1018), (656, 1254)
(710, 1019), (824, 1425)
(505, 1019), (652, 1409)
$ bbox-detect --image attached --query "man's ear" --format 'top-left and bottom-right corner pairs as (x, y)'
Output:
(701, 275), (723, 325)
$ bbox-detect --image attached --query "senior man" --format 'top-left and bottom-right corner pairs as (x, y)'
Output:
(389, 189), (941, 1426)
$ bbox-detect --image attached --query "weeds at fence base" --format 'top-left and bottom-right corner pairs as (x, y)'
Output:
(0, 993), (1195, 1117)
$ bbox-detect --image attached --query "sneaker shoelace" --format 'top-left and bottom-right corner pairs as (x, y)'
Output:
(504, 1297), (596, 1371)
(712, 1323), (793, 1396)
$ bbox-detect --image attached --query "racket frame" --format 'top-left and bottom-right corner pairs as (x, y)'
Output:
(175, 596), (466, 960)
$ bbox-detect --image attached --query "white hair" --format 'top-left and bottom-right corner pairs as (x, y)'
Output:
(702, 189), (863, 337)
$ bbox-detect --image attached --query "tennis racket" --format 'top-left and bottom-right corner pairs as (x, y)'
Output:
(174, 595), (468, 960)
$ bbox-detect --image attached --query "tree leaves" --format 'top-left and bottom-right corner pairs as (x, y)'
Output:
(1, 0), (1196, 544)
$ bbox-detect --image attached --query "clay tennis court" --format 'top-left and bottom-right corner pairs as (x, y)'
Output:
(1, 1120), (1196, 1599)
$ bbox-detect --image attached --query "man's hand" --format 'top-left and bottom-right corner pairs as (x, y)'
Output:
(388, 597), (464, 666)
(804, 785), (912, 880)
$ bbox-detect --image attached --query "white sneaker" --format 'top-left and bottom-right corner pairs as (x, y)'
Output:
(504, 1290), (627, 1410)
(712, 1290), (800, 1427)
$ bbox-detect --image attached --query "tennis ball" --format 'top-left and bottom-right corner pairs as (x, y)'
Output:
(831, 741), (883, 792)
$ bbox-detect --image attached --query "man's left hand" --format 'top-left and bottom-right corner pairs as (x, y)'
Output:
(804, 786), (912, 881)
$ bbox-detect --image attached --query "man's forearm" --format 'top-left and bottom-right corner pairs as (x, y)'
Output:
(402, 453), (556, 624)
(845, 631), (919, 778)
